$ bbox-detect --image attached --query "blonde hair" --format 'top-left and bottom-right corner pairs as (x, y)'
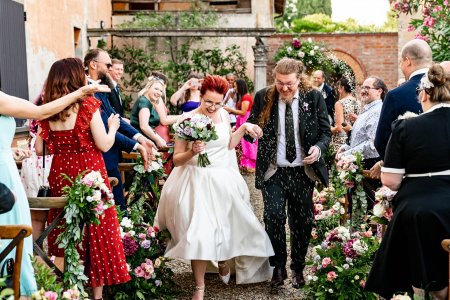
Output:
(138, 72), (167, 103)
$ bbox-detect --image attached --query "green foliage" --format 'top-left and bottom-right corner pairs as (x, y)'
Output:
(392, 0), (450, 61)
(0, 277), (13, 300)
(276, 0), (332, 32)
(31, 256), (63, 296)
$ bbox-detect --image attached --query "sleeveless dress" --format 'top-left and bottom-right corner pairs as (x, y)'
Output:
(41, 97), (130, 287)
(0, 115), (37, 296)
(331, 97), (361, 152)
(180, 100), (200, 113)
(155, 109), (274, 284)
(235, 94), (257, 170)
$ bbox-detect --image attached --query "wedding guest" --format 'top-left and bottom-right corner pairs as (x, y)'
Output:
(312, 69), (335, 125)
(0, 78), (109, 297)
(330, 76), (361, 153)
(155, 75), (274, 300)
(130, 71), (179, 147)
(366, 64), (450, 300)
(337, 76), (388, 207)
(36, 57), (130, 300)
(373, 39), (432, 178)
(224, 78), (257, 173)
(248, 58), (331, 291)
(224, 73), (237, 127)
(108, 58), (125, 117)
(170, 72), (202, 113)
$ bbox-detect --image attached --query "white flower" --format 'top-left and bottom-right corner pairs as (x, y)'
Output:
(307, 275), (313, 281)
(309, 50), (315, 56)
(196, 122), (206, 129)
(92, 190), (101, 201)
(314, 45), (319, 50)
(129, 230), (135, 237)
(312, 276), (318, 281)
(346, 257), (353, 263)
(308, 37), (313, 42)
(328, 289), (334, 293)
(287, 46), (292, 53)
(332, 202), (341, 211)
(373, 202), (386, 217)
(343, 264), (349, 269)
(354, 275), (360, 280)
(120, 217), (133, 228)
(297, 51), (305, 58)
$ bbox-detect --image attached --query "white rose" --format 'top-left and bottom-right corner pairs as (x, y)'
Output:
(314, 45), (319, 50)
(373, 202), (386, 217)
(310, 50), (315, 56)
(287, 46), (292, 53)
(92, 190), (101, 201)
(297, 51), (305, 58)
(196, 122), (206, 129)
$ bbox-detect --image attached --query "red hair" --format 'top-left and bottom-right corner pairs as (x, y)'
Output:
(43, 58), (86, 121)
(200, 75), (228, 97)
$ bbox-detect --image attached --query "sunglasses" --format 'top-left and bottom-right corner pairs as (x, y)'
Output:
(95, 60), (112, 69)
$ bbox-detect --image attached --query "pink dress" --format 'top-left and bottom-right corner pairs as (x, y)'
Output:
(235, 94), (257, 169)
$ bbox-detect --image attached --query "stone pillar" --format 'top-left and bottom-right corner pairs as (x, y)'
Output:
(252, 37), (268, 93)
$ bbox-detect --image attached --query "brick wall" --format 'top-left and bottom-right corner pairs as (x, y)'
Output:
(267, 32), (399, 90)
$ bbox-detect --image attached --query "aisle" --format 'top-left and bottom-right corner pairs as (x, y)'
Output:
(166, 174), (309, 299)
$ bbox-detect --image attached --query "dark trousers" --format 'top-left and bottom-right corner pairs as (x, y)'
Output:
(107, 167), (126, 211)
(262, 167), (315, 272)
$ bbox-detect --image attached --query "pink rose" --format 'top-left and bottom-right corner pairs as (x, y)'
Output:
(82, 177), (94, 187)
(327, 271), (337, 281)
(322, 257), (332, 268)
(134, 266), (145, 277)
(44, 291), (58, 300)
(138, 233), (146, 239)
(360, 279), (366, 288)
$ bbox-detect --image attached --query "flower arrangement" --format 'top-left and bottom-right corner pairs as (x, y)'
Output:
(109, 218), (177, 300)
(109, 154), (178, 299)
(311, 187), (345, 245)
(370, 186), (397, 226)
(390, 0), (450, 61)
(56, 171), (115, 294)
(173, 114), (218, 167)
(306, 226), (379, 299)
(273, 37), (354, 80)
(335, 152), (367, 230)
(32, 286), (82, 300)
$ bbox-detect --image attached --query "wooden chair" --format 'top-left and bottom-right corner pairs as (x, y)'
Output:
(0, 225), (33, 300)
(441, 239), (450, 300)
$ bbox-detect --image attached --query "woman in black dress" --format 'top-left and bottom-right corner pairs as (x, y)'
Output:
(365, 64), (450, 299)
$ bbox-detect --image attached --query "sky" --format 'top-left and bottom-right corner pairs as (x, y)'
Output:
(331, 0), (391, 26)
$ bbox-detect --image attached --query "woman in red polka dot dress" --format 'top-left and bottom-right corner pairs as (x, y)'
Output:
(35, 58), (131, 300)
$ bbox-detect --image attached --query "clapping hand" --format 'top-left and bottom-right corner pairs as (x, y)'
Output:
(107, 113), (121, 130)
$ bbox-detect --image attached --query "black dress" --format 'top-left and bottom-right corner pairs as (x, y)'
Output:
(365, 105), (450, 298)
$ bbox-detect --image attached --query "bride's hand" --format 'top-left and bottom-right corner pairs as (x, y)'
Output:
(191, 140), (205, 154)
(244, 123), (263, 139)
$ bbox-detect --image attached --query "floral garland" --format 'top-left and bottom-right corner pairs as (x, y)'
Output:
(335, 152), (367, 230)
(273, 37), (354, 79)
(306, 226), (379, 299)
(56, 171), (115, 295)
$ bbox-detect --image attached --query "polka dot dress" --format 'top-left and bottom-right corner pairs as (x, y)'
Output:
(40, 97), (131, 287)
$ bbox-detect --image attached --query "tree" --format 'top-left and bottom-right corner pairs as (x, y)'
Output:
(276, 0), (332, 32)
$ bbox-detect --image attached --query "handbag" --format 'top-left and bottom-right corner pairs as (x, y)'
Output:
(37, 141), (51, 197)
(0, 258), (14, 290)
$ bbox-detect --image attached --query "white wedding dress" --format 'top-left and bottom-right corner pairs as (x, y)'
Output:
(155, 110), (274, 284)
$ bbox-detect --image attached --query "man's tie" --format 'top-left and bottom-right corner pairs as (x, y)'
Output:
(285, 102), (296, 163)
(115, 85), (122, 105)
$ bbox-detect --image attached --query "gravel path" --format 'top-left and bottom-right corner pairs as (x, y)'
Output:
(166, 173), (310, 299)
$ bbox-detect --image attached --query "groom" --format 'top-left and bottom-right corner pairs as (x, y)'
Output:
(247, 57), (331, 291)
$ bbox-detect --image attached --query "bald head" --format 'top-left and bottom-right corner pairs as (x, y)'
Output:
(401, 39), (433, 69)
(440, 61), (450, 74)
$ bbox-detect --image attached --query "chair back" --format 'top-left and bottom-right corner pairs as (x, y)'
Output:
(0, 225), (32, 300)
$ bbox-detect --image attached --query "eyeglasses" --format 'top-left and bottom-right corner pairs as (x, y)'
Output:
(361, 86), (379, 91)
(203, 100), (224, 110)
(95, 60), (112, 69)
(275, 80), (298, 89)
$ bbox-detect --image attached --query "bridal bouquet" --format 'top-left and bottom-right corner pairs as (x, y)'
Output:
(370, 186), (396, 225)
(173, 114), (218, 167)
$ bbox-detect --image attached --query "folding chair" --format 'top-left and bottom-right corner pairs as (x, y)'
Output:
(0, 225), (32, 300)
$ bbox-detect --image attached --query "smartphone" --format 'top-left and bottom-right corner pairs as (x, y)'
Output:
(166, 142), (175, 147)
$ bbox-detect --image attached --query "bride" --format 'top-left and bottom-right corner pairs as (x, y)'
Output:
(155, 75), (274, 299)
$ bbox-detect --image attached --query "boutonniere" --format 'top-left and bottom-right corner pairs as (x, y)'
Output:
(302, 102), (309, 112)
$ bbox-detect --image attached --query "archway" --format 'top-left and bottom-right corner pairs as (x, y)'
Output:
(330, 49), (366, 85)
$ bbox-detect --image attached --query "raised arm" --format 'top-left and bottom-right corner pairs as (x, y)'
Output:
(154, 100), (179, 126)
(0, 84), (109, 120)
(90, 111), (120, 152)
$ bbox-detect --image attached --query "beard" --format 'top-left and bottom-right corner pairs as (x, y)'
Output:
(100, 72), (115, 90)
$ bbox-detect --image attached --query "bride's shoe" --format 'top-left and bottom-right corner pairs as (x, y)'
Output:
(192, 285), (205, 300)
(218, 261), (230, 284)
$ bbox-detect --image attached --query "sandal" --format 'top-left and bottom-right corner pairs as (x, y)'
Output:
(218, 261), (230, 284)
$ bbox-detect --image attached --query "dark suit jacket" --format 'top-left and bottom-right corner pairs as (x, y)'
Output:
(374, 73), (423, 159)
(248, 87), (331, 189)
(110, 85), (124, 117)
(94, 91), (138, 170)
(322, 83), (335, 122)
